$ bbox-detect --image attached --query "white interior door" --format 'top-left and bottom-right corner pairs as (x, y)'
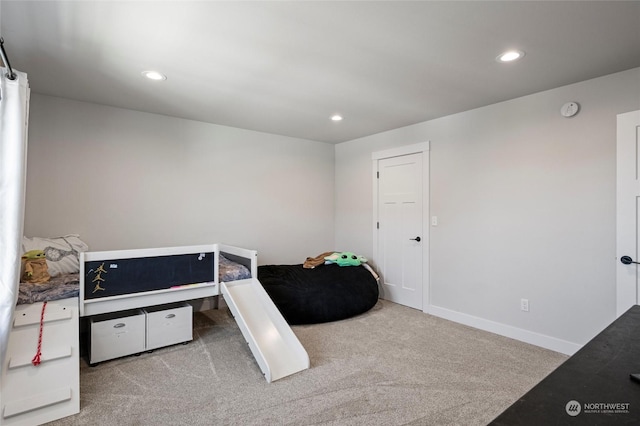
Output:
(616, 110), (640, 316)
(376, 153), (423, 310)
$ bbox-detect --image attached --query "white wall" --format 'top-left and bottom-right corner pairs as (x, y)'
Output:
(24, 95), (335, 265)
(335, 67), (640, 353)
(24, 68), (640, 353)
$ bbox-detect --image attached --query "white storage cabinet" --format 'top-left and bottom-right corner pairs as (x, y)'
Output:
(89, 302), (192, 364)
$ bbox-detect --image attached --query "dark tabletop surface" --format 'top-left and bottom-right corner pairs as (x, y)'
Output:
(490, 305), (640, 425)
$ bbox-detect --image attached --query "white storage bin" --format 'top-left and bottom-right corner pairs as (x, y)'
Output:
(90, 309), (145, 364)
(144, 302), (193, 350)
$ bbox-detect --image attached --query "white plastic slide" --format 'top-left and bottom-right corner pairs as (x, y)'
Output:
(221, 278), (309, 383)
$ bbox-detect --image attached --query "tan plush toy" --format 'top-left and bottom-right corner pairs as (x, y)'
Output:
(21, 249), (51, 284)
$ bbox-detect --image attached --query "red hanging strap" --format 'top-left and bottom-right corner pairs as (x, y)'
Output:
(31, 301), (47, 366)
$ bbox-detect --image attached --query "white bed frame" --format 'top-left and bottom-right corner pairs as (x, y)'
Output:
(79, 243), (308, 383)
(79, 243), (256, 317)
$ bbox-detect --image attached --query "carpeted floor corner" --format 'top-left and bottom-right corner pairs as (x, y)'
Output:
(46, 300), (566, 425)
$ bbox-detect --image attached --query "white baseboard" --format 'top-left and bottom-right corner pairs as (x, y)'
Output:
(427, 304), (581, 356)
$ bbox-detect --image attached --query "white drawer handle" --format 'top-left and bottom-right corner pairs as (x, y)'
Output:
(113, 323), (126, 328)
(165, 314), (176, 319)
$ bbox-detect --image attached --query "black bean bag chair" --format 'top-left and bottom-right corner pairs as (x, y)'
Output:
(257, 263), (379, 325)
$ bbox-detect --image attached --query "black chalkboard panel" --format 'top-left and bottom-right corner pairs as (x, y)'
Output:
(84, 252), (216, 299)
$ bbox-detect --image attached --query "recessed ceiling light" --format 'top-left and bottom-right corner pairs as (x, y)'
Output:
(141, 70), (167, 81)
(496, 50), (525, 63)
(331, 114), (343, 121)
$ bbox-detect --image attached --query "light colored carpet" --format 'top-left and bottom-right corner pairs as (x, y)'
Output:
(47, 300), (566, 425)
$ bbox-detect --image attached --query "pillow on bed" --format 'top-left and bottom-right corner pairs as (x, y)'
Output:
(22, 234), (88, 277)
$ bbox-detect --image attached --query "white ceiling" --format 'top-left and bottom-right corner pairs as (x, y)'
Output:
(1, 1), (639, 144)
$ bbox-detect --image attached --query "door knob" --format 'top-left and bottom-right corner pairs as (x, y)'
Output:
(410, 236), (421, 242)
(621, 255), (640, 265)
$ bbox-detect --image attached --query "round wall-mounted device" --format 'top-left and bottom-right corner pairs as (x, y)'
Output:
(561, 102), (580, 118)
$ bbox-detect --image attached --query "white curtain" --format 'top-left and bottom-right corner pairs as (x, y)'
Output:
(0, 67), (30, 365)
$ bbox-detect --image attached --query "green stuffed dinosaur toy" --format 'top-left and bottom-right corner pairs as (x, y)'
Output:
(324, 251), (367, 267)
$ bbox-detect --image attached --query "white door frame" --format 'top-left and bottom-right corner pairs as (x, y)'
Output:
(372, 142), (430, 313)
(616, 110), (640, 316)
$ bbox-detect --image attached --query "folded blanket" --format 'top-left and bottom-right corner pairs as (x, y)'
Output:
(303, 251), (335, 269)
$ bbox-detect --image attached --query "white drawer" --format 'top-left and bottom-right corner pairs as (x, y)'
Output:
(144, 303), (192, 350)
(90, 310), (145, 364)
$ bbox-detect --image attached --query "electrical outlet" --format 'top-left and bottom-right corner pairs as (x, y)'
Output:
(520, 298), (529, 312)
